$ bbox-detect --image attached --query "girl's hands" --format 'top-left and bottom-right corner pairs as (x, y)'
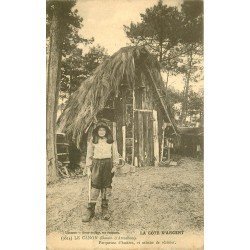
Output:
(111, 165), (117, 173)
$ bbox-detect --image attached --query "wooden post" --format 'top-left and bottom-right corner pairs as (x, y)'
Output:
(138, 111), (144, 167)
(144, 113), (149, 165)
(153, 110), (159, 166)
(160, 130), (165, 162)
(148, 112), (154, 165)
(160, 123), (167, 162)
(134, 156), (138, 167)
(121, 88), (126, 161)
(113, 121), (119, 163)
(113, 122), (117, 141)
(132, 87), (135, 165)
(134, 110), (139, 167)
(122, 125), (126, 160)
(115, 97), (123, 155)
(142, 86), (150, 166)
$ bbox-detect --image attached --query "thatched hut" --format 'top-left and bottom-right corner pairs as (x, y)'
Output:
(57, 46), (178, 167)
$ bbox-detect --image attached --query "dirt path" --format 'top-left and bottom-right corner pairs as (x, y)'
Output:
(47, 157), (203, 235)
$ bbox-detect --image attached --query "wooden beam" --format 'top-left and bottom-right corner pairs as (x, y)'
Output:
(148, 112), (154, 165)
(134, 109), (153, 112)
(160, 130), (165, 162)
(153, 110), (159, 166)
(144, 112), (150, 165)
(134, 110), (139, 167)
(113, 122), (117, 141)
(138, 111), (144, 167)
(121, 89), (126, 160)
(122, 125), (126, 160)
(146, 67), (178, 136)
(132, 87), (135, 165)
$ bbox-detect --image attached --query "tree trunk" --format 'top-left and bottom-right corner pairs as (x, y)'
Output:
(46, 3), (63, 184)
(181, 44), (194, 125)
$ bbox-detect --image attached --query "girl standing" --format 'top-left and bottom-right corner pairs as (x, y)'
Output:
(82, 123), (119, 222)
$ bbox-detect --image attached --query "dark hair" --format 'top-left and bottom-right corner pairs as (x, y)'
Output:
(92, 125), (114, 144)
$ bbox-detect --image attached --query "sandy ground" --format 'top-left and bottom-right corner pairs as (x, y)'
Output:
(47, 157), (203, 236)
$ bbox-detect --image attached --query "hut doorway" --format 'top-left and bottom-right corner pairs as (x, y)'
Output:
(115, 89), (158, 167)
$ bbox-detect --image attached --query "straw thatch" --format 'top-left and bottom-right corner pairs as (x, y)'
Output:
(57, 46), (177, 147)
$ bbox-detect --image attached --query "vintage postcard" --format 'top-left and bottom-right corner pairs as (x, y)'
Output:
(46, 0), (204, 249)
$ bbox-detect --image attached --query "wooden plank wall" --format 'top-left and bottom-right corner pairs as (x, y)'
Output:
(113, 69), (165, 167)
(115, 95), (124, 156)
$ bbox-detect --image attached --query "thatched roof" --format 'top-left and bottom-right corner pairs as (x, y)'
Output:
(57, 46), (178, 147)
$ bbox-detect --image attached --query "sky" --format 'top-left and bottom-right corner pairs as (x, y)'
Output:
(74, 0), (203, 92)
(75, 0), (183, 54)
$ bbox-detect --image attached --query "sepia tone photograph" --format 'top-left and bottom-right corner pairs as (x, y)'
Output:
(46, 0), (204, 249)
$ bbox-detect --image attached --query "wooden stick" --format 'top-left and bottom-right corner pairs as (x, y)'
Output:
(160, 130), (165, 162)
(132, 87), (135, 165)
(88, 175), (91, 203)
(146, 68), (178, 136)
(122, 125), (126, 160)
(113, 122), (117, 140)
(138, 111), (144, 167)
(153, 110), (159, 166)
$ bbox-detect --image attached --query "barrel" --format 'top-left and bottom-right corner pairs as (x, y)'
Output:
(56, 133), (70, 165)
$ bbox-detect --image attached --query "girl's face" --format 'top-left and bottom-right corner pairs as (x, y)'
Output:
(98, 127), (106, 137)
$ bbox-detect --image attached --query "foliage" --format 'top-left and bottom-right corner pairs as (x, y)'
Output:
(187, 90), (203, 115)
(46, 0), (92, 56)
(124, 0), (204, 101)
(46, 1), (110, 181)
(166, 86), (183, 106)
(82, 46), (109, 77)
(165, 86), (204, 126)
(60, 45), (109, 94)
(124, 0), (182, 69)
(177, 0), (204, 82)
(47, 1), (109, 96)
(181, 0), (203, 44)
(178, 1), (203, 124)
(47, 0), (79, 183)
(60, 47), (84, 94)
(177, 44), (203, 82)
